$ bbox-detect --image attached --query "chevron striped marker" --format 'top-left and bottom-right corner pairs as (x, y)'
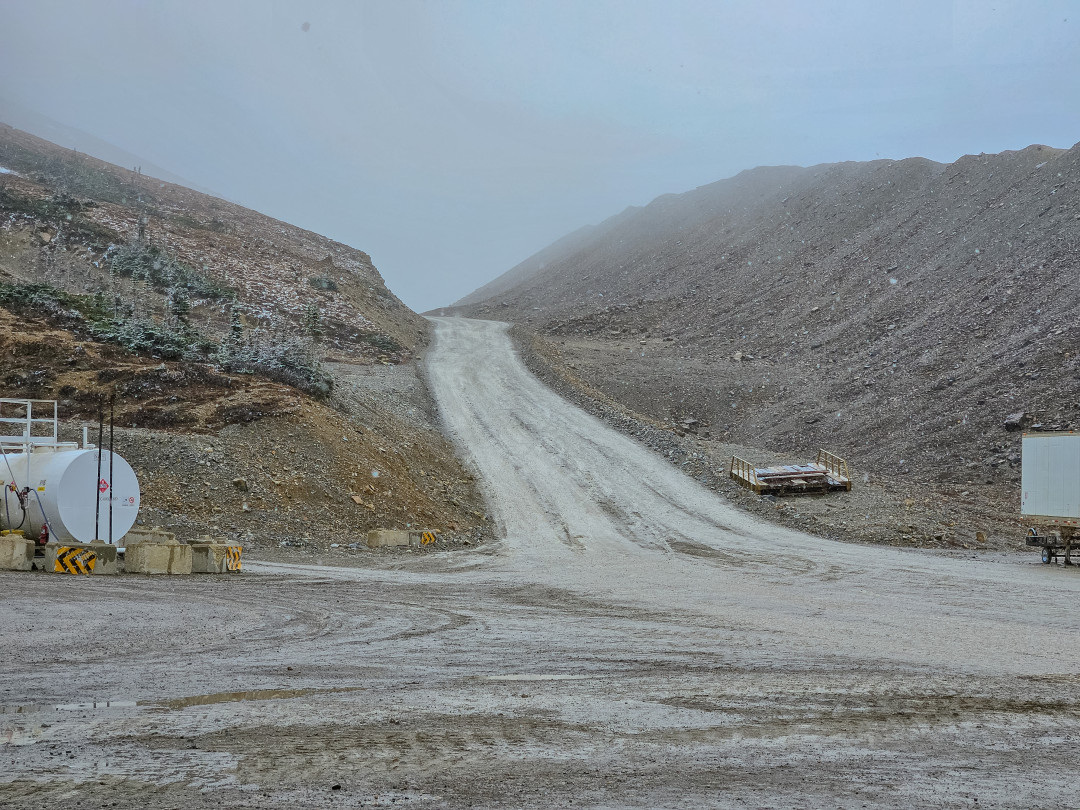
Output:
(54, 547), (97, 575)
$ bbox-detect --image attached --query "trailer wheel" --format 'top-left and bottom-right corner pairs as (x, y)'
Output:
(1042, 547), (1053, 564)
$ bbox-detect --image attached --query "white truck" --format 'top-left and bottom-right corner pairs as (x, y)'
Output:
(1021, 431), (1080, 564)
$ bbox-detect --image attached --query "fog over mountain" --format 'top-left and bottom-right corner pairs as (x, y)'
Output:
(2, 1), (1078, 310)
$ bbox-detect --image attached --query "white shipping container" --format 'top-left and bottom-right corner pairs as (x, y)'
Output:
(1021, 432), (1080, 523)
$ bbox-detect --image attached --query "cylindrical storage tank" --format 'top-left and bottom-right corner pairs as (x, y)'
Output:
(0, 448), (140, 543)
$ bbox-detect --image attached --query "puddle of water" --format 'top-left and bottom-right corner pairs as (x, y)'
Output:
(0, 704), (40, 715)
(150, 686), (365, 710)
(482, 674), (589, 682)
(2, 700), (137, 714)
(1, 687), (366, 723)
(55, 700), (138, 711)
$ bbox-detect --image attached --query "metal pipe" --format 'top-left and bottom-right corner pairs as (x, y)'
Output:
(108, 394), (115, 544)
(95, 408), (104, 542)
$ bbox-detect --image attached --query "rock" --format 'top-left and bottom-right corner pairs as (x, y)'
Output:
(1004, 412), (1030, 431)
(232, 477), (248, 491)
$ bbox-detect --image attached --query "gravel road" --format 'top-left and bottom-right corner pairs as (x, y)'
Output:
(3, 316), (1079, 809)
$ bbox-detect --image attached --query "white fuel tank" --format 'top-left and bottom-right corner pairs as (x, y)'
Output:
(0, 448), (140, 543)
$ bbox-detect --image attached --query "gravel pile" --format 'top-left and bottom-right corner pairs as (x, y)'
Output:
(459, 143), (1080, 547)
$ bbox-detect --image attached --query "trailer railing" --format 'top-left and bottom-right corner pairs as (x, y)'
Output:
(815, 448), (850, 484)
(730, 456), (760, 491)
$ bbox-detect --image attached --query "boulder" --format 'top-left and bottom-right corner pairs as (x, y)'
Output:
(1004, 412), (1031, 431)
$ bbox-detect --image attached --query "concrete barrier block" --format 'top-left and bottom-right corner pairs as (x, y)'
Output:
(367, 529), (410, 548)
(191, 543), (242, 573)
(125, 540), (192, 575)
(409, 529), (440, 547)
(44, 542), (118, 575)
(0, 532), (34, 571)
(124, 527), (177, 546)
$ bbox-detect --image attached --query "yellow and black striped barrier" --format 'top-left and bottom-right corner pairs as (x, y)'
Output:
(420, 531), (437, 546)
(54, 546), (97, 575)
(224, 545), (242, 571)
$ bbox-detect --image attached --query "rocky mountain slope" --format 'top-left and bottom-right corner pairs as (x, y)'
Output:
(0, 123), (490, 551)
(456, 143), (1080, 546)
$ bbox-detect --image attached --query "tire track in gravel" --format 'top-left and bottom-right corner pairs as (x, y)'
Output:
(425, 316), (1080, 671)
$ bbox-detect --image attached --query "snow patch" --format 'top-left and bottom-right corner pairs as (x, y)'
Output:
(0, 165), (13, 174)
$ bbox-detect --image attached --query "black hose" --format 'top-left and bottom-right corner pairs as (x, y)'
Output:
(7, 491), (26, 531)
(1, 452), (27, 531)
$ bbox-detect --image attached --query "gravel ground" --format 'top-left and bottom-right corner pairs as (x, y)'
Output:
(3, 316), (1079, 809)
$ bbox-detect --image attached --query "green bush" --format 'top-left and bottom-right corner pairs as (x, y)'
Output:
(0, 187), (118, 244)
(217, 337), (333, 399)
(0, 281), (94, 320)
(0, 279), (328, 397)
(87, 318), (213, 361)
(106, 242), (232, 300)
(357, 331), (404, 355)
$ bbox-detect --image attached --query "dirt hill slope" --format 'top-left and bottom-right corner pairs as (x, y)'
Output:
(456, 144), (1080, 546)
(0, 123), (489, 552)
(0, 122), (424, 356)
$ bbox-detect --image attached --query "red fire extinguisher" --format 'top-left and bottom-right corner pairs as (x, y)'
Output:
(38, 523), (49, 545)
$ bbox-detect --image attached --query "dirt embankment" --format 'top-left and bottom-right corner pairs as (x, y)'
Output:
(510, 325), (1029, 551)
(453, 143), (1080, 548)
(457, 144), (1079, 485)
(0, 123), (490, 550)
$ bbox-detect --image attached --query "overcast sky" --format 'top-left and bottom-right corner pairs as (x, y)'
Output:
(1, 1), (1078, 311)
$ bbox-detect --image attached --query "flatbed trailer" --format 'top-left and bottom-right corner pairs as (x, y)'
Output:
(730, 449), (851, 495)
(1021, 431), (1080, 565)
